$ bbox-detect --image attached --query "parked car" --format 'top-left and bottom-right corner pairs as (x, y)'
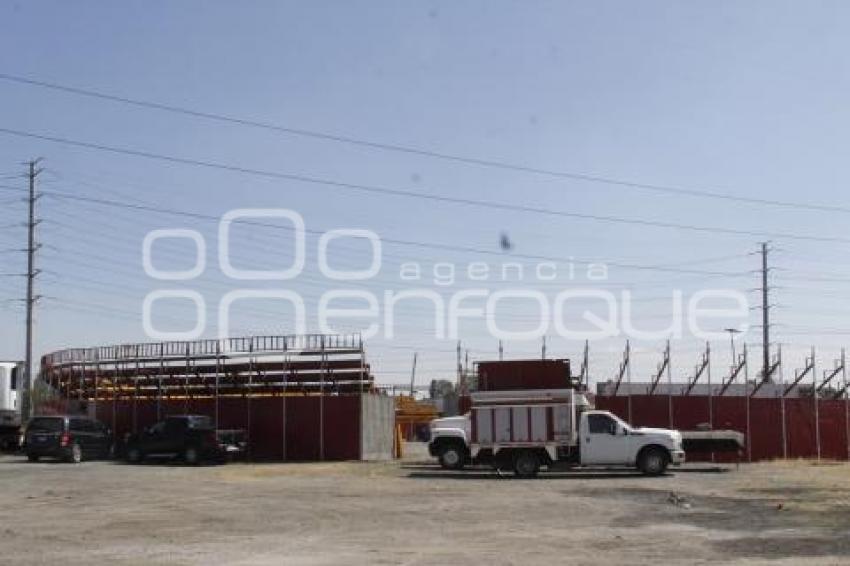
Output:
(24, 415), (113, 463)
(123, 415), (239, 465)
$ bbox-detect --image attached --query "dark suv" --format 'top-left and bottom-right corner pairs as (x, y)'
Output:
(24, 415), (113, 463)
(124, 415), (223, 465)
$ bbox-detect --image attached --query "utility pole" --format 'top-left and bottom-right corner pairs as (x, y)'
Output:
(579, 340), (589, 390)
(22, 159), (42, 422)
(760, 242), (770, 382)
(409, 352), (417, 397)
(724, 328), (741, 369)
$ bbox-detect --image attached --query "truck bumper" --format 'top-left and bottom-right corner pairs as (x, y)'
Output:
(671, 449), (686, 465)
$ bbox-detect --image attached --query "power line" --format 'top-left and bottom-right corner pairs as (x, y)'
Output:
(42, 169), (760, 273)
(2, 72), (849, 215)
(33, 187), (753, 277)
(39, 199), (747, 293)
(2, 127), (850, 246)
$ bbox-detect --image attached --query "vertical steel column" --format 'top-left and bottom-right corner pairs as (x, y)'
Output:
(456, 341), (461, 386)
(743, 345), (751, 462)
(79, 358), (85, 405)
(706, 342), (714, 462)
(93, 350), (100, 421)
(184, 343), (190, 414)
(780, 347), (787, 459)
(667, 342), (673, 429)
(112, 357), (118, 439)
(214, 341), (220, 429)
(359, 333), (364, 394)
(157, 344), (164, 421)
(247, 341), (254, 459)
(625, 340), (632, 424)
(813, 346), (820, 460)
(844, 348), (849, 461)
(319, 336), (325, 462)
(282, 354), (288, 462)
(133, 345), (140, 434)
(707, 342), (713, 429)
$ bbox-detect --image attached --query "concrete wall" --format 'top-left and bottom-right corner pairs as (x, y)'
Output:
(360, 394), (395, 461)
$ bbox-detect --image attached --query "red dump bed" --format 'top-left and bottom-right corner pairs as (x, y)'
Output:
(477, 359), (571, 391)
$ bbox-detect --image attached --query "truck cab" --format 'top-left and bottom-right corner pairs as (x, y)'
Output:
(578, 410), (684, 472)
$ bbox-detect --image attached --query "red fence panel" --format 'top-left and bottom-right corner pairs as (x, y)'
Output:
(785, 398), (817, 459)
(79, 394), (364, 461)
(819, 399), (849, 460)
(595, 394), (849, 462)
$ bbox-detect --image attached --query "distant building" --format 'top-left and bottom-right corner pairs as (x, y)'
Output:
(596, 380), (809, 398)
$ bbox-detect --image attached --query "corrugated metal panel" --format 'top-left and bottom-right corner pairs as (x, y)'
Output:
(595, 394), (850, 462)
(91, 395), (366, 461)
(475, 408), (493, 443)
(511, 406), (529, 442)
(530, 407), (547, 441)
(494, 408), (511, 442)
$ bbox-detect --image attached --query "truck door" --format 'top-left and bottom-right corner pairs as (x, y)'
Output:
(581, 413), (629, 465)
(143, 421), (168, 453)
(162, 418), (187, 454)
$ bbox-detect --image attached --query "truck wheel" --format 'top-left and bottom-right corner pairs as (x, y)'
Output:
(438, 443), (465, 470)
(126, 447), (143, 464)
(638, 447), (669, 476)
(67, 443), (83, 464)
(513, 450), (540, 478)
(184, 446), (200, 465)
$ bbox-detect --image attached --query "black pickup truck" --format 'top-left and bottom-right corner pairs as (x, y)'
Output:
(123, 415), (246, 465)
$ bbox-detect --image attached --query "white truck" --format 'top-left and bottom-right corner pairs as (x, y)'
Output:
(428, 389), (685, 477)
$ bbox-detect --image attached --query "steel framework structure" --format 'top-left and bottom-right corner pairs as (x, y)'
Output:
(40, 334), (372, 403)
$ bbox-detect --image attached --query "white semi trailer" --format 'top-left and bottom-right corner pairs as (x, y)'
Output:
(0, 361), (22, 449)
(428, 389), (685, 477)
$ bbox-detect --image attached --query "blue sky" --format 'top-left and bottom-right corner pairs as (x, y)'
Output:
(1, 1), (850, 386)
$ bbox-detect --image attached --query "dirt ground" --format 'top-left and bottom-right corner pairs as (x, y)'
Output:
(0, 445), (848, 565)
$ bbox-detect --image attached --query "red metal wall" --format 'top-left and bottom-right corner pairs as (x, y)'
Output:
(595, 394), (850, 461)
(88, 395), (362, 461)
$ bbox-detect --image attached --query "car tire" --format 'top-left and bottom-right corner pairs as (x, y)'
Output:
(67, 443), (83, 464)
(184, 446), (200, 465)
(126, 447), (143, 464)
(438, 443), (465, 470)
(27, 453), (39, 462)
(513, 450), (540, 478)
(638, 447), (669, 476)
